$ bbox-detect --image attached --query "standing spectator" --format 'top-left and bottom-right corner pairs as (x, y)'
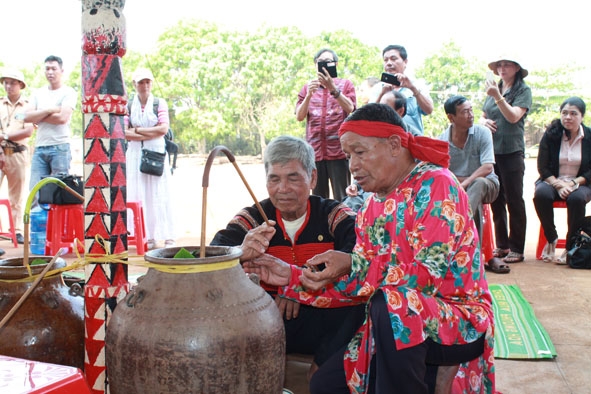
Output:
(125, 68), (175, 250)
(24, 55), (78, 191)
(356, 76), (379, 107)
(483, 56), (532, 263)
(534, 97), (591, 264)
(372, 44), (433, 134)
(0, 69), (34, 246)
(296, 48), (356, 201)
(440, 95), (503, 272)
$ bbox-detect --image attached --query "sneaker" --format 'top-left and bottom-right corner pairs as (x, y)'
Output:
(147, 239), (156, 250)
(556, 250), (568, 265)
(541, 239), (557, 263)
(164, 239), (175, 247)
(16, 233), (25, 244)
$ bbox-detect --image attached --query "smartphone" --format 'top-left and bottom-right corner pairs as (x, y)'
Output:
(486, 71), (496, 84)
(381, 72), (401, 86)
(317, 61), (338, 78)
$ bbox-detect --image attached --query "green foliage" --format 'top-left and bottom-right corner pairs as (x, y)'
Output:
(6, 26), (591, 156)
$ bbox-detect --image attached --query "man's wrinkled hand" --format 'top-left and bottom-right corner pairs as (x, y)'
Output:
(240, 220), (276, 261)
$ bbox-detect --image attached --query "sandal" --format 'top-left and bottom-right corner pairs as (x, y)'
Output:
(492, 248), (510, 258)
(485, 257), (511, 274)
(555, 250), (568, 265)
(541, 240), (557, 263)
(503, 251), (525, 263)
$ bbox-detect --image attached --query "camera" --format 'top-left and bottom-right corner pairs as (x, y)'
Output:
(318, 61), (338, 78)
(381, 72), (401, 86)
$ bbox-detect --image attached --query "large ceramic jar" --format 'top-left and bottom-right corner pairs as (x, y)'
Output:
(0, 257), (85, 369)
(106, 246), (285, 394)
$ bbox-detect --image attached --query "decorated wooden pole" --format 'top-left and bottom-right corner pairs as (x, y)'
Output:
(81, 1), (129, 393)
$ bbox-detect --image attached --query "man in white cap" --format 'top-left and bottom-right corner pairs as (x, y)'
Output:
(0, 69), (35, 248)
(24, 55), (78, 195)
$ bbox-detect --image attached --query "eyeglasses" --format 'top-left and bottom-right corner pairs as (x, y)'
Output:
(317, 58), (335, 63)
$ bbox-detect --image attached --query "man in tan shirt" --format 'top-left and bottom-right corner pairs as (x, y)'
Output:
(0, 69), (35, 248)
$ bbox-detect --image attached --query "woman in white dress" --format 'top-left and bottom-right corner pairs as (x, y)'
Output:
(125, 68), (175, 249)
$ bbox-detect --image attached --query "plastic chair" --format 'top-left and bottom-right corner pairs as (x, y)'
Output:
(0, 198), (18, 247)
(481, 204), (494, 262)
(127, 201), (147, 255)
(45, 204), (85, 255)
(536, 200), (567, 260)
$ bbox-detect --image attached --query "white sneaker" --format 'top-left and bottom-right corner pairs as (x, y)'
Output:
(555, 250), (568, 265)
(541, 239), (557, 263)
(164, 239), (175, 247)
(147, 239), (156, 250)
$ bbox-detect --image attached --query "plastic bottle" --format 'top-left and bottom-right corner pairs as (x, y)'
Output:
(30, 205), (49, 255)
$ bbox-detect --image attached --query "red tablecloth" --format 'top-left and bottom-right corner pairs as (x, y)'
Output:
(0, 355), (91, 394)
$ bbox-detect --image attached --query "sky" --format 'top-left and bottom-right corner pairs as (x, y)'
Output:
(1, 0), (589, 79)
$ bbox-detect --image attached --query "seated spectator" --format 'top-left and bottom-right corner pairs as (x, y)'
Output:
(244, 104), (495, 394)
(439, 95), (503, 273)
(534, 96), (591, 264)
(211, 135), (365, 379)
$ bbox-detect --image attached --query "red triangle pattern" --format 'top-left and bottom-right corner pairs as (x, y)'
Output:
(86, 165), (109, 188)
(89, 239), (107, 254)
(111, 213), (127, 236)
(84, 265), (109, 289)
(86, 214), (110, 239)
(84, 115), (110, 139)
(113, 236), (126, 254)
(86, 189), (109, 214)
(111, 140), (126, 163)
(112, 189), (127, 212)
(111, 264), (128, 287)
(86, 139), (110, 164)
(111, 117), (125, 139)
(111, 165), (126, 187)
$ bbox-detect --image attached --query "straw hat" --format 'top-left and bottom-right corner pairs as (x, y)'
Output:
(132, 68), (154, 82)
(487, 57), (528, 78)
(0, 69), (27, 89)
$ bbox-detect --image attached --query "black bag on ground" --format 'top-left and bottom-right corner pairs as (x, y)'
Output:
(140, 148), (166, 176)
(567, 216), (591, 269)
(39, 174), (84, 205)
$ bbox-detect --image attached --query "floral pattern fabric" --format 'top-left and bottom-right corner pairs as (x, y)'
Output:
(284, 162), (495, 393)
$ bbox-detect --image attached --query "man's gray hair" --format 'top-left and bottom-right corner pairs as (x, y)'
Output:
(264, 136), (316, 177)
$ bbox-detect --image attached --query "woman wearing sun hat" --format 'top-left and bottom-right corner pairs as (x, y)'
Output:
(482, 56), (532, 263)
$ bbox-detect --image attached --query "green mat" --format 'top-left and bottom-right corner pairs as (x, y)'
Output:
(490, 284), (556, 359)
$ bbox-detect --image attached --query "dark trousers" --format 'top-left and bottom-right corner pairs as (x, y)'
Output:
(533, 181), (591, 249)
(313, 159), (350, 201)
(285, 303), (365, 366)
(309, 292), (485, 394)
(491, 152), (527, 253)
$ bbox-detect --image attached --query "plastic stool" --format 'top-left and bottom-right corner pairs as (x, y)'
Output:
(127, 201), (147, 255)
(0, 198), (18, 247)
(536, 200), (568, 260)
(45, 204), (85, 255)
(481, 204), (494, 262)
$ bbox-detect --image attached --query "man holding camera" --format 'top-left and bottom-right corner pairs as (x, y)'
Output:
(373, 44), (433, 135)
(296, 48), (356, 201)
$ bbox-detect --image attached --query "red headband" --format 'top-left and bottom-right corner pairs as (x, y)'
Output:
(338, 120), (450, 167)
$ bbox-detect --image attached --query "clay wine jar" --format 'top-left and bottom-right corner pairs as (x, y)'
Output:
(0, 257), (85, 369)
(106, 246), (285, 393)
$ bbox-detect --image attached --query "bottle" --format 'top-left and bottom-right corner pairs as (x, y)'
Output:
(30, 205), (49, 255)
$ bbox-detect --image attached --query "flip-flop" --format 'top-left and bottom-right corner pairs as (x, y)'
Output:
(503, 251), (525, 263)
(492, 248), (510, 258)
(486, 257), (511, 274)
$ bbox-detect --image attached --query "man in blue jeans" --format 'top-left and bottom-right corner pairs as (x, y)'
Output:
(24, 55), (78, 193)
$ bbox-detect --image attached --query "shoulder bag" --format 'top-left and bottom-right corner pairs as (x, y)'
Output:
(140, 142), (166, 177)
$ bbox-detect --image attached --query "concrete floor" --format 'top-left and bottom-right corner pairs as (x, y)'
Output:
(2, 156), (590, 393)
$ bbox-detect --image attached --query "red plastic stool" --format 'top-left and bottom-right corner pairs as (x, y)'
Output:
(0, 198), (17, 247)
(127, 201), (147, 255)
(481, 204), (494, 262)
(45, 204), (85, 255)
(536, 200), (568, 260)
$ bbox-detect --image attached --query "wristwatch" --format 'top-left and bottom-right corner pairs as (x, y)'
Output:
(330, 88), (341, 99)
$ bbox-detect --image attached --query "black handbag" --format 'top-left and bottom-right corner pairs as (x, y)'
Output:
(567, 216), (591, 269)
(39, 174), (84, 205)
(140, 144), (166, 177)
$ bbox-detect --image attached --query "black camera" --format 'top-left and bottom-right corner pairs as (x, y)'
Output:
(318, 61), (338, 78)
